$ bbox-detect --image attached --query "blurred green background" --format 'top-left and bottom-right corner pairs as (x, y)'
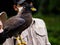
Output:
(33, 0), (60, 45)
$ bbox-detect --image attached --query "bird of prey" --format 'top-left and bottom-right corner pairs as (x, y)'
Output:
(0, 0), (37, 44)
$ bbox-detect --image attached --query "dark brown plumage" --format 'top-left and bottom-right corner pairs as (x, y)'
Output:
(0, 0), (37, 44)
(0, 10), (32, 44)
(0, 3), (33, 45)
(4, 12), (32, 36)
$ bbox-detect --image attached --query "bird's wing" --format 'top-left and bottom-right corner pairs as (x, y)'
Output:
(0, 18), (25, 44)
(4, 17), (25, 30)
(3, 17), (25, 37)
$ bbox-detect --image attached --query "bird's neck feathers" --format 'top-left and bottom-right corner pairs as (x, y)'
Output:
(16, 10), (31, 17)
(23, 10), (31, 14)
(16, 6), (32, 16)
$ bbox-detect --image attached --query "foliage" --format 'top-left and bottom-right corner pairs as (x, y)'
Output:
(34, 0), (60, 14)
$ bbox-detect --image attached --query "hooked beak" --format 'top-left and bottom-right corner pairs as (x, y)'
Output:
(30, 2), (37, 11)
(31, 7), (37, 11)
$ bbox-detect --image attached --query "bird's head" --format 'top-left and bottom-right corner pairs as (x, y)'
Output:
(13, 0), (37, 13)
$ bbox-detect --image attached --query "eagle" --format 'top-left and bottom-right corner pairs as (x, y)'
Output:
(0, 0), (37, 44)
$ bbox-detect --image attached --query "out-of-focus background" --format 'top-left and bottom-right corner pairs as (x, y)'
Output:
(33, 0), (60, 45)
(0, 0), (60, 45)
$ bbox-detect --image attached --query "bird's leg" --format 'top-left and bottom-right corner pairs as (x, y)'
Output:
(15, 35), (27, 45)
(15, 36), (21, 45)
